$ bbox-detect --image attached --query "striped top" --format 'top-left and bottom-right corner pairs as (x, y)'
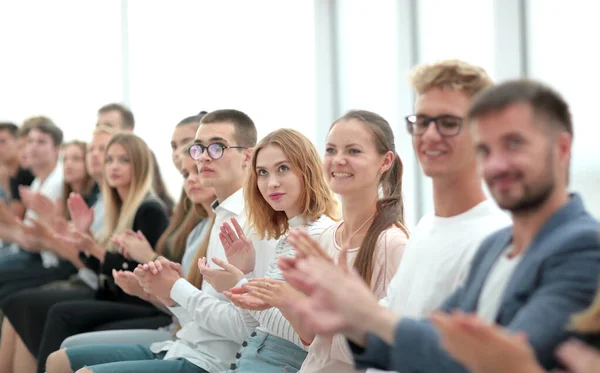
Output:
(241, 214), (336, 348)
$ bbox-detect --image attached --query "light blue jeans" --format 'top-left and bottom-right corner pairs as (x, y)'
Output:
(66, 344), (205, 373)
(227, 330), (307, 373)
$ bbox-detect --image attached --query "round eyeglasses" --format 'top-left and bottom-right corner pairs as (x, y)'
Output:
(187, 143), (247, 160)
(405, 114), (463, 137)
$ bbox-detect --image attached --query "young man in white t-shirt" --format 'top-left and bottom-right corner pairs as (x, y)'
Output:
(0, 117), (77, 302)
(380, 60), (511, 321)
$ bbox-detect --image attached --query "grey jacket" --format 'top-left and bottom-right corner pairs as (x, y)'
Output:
(351, 194), (600, 372)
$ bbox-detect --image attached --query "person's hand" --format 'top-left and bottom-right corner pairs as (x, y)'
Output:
(112, 230), (155, 263)
(556, 339), (600, 373)
(198, 256), (244, 293)
(0, 200), (18, 226)
(20, 218), (56, 250)
(431, 312), (541, 373)
(113, 269), (149, 300)
(219, 217), (255, 274)
(287, 228), (332, 261)
(49, 216), (71, 236)
(19, 186), (33, 210)
(134, 256), (183, 300)
(27, 192), (60, 223)
(243, 278), (304, 310)
(56, 230), (95, 252)
(281, 245), (393, 339)
(224, 286), (272, 311)
(67, 193), (95, 233)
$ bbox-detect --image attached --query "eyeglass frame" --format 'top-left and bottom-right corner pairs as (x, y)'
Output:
(187, 142), (247, 160)
(405, 114), (464, 137)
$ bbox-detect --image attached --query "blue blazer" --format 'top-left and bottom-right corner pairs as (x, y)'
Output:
(351, 194), (600, 372)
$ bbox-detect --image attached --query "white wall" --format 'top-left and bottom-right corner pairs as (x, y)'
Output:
(1, 0), (598, 220)
(527, 0), (600, 218)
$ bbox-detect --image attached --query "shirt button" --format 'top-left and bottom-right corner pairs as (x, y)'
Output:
(122, 262), (129, 269)
(230, 363), (237, 370)
(236, 352), (241, 359)
(242, 341), (248, 347)
(250, 332), (257, 337)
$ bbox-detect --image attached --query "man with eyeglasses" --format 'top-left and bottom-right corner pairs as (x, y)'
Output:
(47, 109), (278, 373)
(378, 60), (510, 325)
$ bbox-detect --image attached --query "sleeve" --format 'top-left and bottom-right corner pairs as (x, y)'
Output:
(351, 244), (600, 373)
(170, 278), (257, 344)
(10, 169), (35, 200)
(100, 200), (169, 276)
(332, 228), (407, 365)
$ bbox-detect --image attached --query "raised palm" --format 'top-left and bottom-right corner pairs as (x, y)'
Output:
(67, 193), (94, 233)
(219, 217), (255, 274)
(29, 193), (59, 223)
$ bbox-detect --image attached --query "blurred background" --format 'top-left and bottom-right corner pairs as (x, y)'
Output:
(1, 0), (598, 228)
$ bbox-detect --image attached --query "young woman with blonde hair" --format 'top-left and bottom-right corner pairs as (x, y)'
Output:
(239, 111), (409, 373)
(0, 133), (170, 373)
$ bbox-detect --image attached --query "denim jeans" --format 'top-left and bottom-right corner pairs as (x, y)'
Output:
(227, 330), (308, 373)
(66, 344), (205, 373)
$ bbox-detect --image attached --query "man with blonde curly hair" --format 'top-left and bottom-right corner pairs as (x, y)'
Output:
(379, 59), (510, 319)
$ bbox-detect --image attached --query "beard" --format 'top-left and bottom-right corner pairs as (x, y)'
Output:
(503, 179), (554, 213)
(493, 150), (556, 214)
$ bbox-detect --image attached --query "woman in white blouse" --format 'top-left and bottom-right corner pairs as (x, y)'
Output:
(206, 128), (339, 372)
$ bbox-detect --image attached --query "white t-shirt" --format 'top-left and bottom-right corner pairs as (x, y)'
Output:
(382, 199), (511, 318)
(477, 245), (523, 322)
(24, 162), (64, 268)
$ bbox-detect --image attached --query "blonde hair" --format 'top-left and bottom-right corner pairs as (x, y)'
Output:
(97, 133), (155, 250)
(244, 129), (339, 240)
(409, 59), (493, 97)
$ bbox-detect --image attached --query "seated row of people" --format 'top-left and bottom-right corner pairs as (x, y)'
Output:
(0, 59), (598, 373)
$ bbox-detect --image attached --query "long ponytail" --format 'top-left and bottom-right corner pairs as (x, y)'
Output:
(331, 111), (408, 286)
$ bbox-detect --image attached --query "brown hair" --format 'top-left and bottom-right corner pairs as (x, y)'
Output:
(0, 122), (18, 137)
(245, 129), (339, 239)
(24, 116), (63, 146)
(331, 110), (409, 286)
(186, 217), (215, 289)
(410, 59), (493, 97)
(200, 109), (257, 147)
(98, 103), (135, 130)
(468, 79), (573, 136)
(176, 149), (215, 288)
(154, 188), (204, 261)
(61, 141), (96, 219)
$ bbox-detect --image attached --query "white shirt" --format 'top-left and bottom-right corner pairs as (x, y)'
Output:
(24, 162), (64, 268)
(477, 245), (523, 322)
(150, 189), (277, 372)
(382, 200), (511, 318)
(243, 214), (336, 348)
(89, 192), (105, 238)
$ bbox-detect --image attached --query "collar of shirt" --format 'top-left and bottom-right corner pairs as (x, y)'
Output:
(211, 188), (244, 217)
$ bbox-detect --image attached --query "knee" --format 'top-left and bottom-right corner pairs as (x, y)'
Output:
(46, 349), (73, 373)
(75, 368), (93, 373)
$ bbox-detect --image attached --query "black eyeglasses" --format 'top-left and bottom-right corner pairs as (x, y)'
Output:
(405, 114), (463, 137)
(188, 143), (247, 160)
